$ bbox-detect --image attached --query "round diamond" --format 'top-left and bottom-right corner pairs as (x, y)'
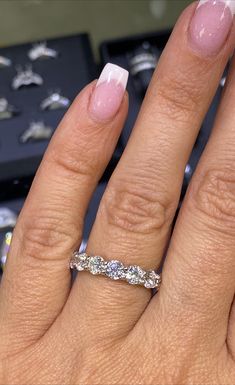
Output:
(144, 271), (161, 289)
(106, 260), (125, 280)
(126, 265), (145, 285)
(70, 252), (88, 271)
(88, 256), (105, 275)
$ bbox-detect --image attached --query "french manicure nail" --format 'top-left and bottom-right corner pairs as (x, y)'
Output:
(89, 63), (129, 121)
(189, 0), (235, 56)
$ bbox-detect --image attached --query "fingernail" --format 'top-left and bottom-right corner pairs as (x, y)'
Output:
(89, 63), (129, 121)
(189, 0), (235, 56)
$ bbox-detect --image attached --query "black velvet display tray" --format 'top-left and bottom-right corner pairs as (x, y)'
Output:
(0, 33), (97, 184)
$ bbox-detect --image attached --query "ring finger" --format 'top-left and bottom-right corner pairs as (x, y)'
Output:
(65, 0), (235, 342)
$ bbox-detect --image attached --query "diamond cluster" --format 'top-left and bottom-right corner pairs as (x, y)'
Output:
(70, 252), (161, 290)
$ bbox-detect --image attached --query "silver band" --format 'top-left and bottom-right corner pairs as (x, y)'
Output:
(0, 55), (11, 68)
(20, 121), (53, 143)
(70, 252), (161, 290)
(12, 65), (43, 90)
(40, 91), (70, 111)
(28, 42), (58, 61)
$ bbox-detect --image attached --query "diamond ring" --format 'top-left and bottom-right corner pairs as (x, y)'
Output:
(70, 252), (161, 290)
(28, 42), (58, 61)
(20, 121), (53, 143)
(0, 55), (12, 68)
(40, 91), (70, 111)
(0, 98), (20, 120)
(12, 65), (43, 90)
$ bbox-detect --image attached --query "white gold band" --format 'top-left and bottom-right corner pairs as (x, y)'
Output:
(70, 252), (161, 290)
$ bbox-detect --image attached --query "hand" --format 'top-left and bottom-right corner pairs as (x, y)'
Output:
(1, 1), (235, 384)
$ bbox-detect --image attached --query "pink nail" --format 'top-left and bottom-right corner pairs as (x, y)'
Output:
(189, 0), (235, 56)
(89, 63), (129, 121)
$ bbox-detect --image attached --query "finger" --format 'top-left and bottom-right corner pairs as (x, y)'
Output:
(0, 64), (129, 352)
(63, 0), (235, 342)
(154, 52), (235, 353)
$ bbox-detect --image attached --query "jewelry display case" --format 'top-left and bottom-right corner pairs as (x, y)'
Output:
(0, 33), (96, 185)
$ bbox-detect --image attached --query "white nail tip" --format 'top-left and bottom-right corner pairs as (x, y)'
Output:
(226, 0), (235, 14)
(96, 63), (129, 89)
(198, 0), (235, 15)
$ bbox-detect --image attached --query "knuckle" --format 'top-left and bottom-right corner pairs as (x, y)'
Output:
(19, 207), (81, 262)
(48, 144), (98, 180)
(99, 177), (173, 235)
(155, 73), (201, 121)
(189, 168), (235, 234)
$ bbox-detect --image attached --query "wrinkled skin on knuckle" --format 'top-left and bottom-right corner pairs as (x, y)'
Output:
(48, 142), (100, 180)
(153, 71), (203, 123)
(50, 116), (114, 176)
(189, 168), (235, 236)
(17, 206), (81, 262)
(99, 178), (172, 236)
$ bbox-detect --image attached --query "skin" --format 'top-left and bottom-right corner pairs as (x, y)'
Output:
(0, 3), (235, 384)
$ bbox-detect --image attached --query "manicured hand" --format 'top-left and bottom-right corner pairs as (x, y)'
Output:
(1, 1), (235, 384)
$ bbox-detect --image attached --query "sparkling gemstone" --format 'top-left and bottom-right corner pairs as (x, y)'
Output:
(106, 260), (125, 280)
(0, 231), (12, 270)
(126, 265), (145, 285)
(70, 252), (88, 271)
(0, 208), (17, 230)
(88, 256), (105, 275)
(144, 271), (161, 289)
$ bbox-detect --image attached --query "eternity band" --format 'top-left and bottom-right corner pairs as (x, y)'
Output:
(70, 252), (161, 290)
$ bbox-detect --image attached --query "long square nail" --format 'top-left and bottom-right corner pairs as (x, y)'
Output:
(189, 0), (235, 56)
(89, 63), (129, 121)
